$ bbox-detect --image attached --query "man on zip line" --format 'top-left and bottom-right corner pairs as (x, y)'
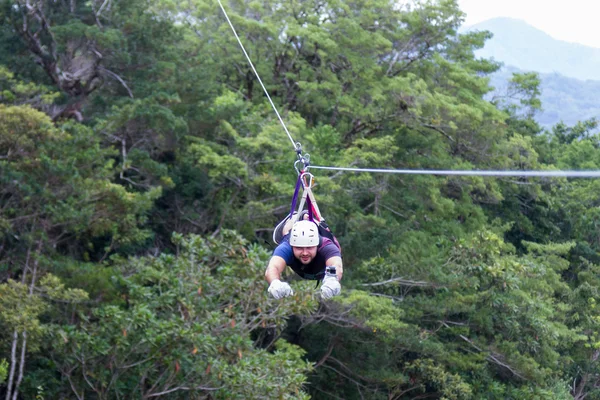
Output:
(265, 211), (343, 300)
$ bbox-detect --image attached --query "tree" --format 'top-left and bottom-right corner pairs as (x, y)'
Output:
(0, 104), (158, 397)
(0, 0), (184, 121)
(49, 232), (315, 399)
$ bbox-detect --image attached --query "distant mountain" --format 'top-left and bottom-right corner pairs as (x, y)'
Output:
(488, 67), (600, 128)
(461, 17), (600, 128)
(466, 17), (600, 81)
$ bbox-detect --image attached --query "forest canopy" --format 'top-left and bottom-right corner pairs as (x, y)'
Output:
(1, 0), (600, 399)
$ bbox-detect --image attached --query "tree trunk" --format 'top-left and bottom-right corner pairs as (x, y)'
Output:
(5, 331), (18, 400)
(5, 241), (42, 400)
(11, 332), (27, 400)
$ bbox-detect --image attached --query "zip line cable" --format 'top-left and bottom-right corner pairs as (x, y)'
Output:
(216, 1), (600, 179)
(310, 165), (600, 178)
(216, 0), (299, 153)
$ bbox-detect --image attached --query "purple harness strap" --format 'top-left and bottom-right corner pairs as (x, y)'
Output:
(289, 174), (303, 217)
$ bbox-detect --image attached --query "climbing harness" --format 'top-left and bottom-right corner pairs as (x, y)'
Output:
(287, 157), (340, 249)
(290, 156), (319, 222)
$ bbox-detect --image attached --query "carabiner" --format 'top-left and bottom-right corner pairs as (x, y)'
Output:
(303, 153), (311, 168)
(294, 153), (311, 175)
(300, 171), (315, 188)
(294, 159), (303, 175)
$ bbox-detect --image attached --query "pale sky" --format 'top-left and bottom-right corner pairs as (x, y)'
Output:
(457, 0), (600, 49)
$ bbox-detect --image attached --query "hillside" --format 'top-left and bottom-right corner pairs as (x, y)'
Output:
(463, 17), (600, 127)
(466, 17), (600, 81)
(489, 67), (600, 127)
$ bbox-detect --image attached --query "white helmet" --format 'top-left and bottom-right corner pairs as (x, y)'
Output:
(289, 220), (319, 247)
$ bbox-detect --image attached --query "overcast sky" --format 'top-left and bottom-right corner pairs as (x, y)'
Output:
(457, 0), (600, 49)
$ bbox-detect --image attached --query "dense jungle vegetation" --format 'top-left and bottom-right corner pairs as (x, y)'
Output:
(1, 0), (600, 398)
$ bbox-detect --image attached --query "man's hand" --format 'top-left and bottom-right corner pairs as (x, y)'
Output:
(320, 275), (341, 299)
(268, 279), (294, 299)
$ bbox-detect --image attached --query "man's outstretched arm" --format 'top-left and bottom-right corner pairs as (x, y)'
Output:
(325, 256), (343, 281)
(265, 256), (293, 299)
(265, 256), (287, 283)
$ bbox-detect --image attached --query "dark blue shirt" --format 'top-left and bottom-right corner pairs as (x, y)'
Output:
(273, 234), (341, 280)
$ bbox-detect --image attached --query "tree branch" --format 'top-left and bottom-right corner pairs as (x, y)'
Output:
(314, 339), (336, 368)
(145, 384), (222, 398)
(100, 67), (134, 98)
(361, 277), (441, 288)
(458, 334), (527, 381)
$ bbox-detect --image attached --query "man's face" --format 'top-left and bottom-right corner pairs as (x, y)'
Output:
(292, 246), (318, 265)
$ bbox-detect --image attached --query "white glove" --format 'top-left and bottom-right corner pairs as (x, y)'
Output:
(320, 275), (341, 300)
(268, 279), (294, 299)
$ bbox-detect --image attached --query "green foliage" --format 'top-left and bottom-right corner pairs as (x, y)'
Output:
(339, 291), (408, 334)
(0, 65), (59, 107)
(405, 359), (473, 400)
(47, 231), (314, 399)
(94, 95), (187, 190)
(0, 358), (6, 384)
(0, 105), (159, 265)
(2, 0), (600, 398)
(0, 280), (47, 337)
(0, 273), (87, 362)
(0, 103), (60, 156)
